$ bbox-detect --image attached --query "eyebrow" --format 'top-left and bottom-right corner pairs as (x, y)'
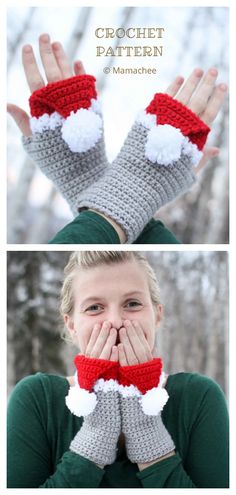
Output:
(80, 291), (145, 306)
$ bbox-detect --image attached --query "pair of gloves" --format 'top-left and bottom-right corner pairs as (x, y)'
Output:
(23, 74), (210, 243)
(65, 355), (175, 467)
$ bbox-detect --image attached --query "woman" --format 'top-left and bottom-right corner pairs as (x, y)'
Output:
(7, 34), (228, 244)
(7, 251), (229, 487)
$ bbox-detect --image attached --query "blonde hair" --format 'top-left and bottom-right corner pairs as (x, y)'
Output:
(60, 251), (161, 319)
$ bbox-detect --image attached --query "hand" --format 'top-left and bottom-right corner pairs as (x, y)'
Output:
(118, 320), (153, 366)
(165, 67), (228, 174)
(84, 321), (118, 361)
(7, 33), (86, 136)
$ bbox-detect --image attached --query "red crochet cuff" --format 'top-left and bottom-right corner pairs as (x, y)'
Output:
(119, 358), (163, 394)
(146, 93), (210, 150)
(74, 355), (119, 391)
(29, 74), (97, 118)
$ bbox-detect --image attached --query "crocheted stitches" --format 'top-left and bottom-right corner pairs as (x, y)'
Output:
(74, 355), (163, 394)
(29, 74), (97, 118)
(146, 93), (210, 150)
(22, 127), (107, 214)
(119, 358), (163, 393)
(70, 389), (121, 465)
(120, 394), (175, 462)
(74, 355), (119, 391)
(78, 122), (196, 243)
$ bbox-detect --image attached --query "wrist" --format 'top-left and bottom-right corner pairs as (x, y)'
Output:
(88, 209), (127, 243)
(138, 450), (176, 471)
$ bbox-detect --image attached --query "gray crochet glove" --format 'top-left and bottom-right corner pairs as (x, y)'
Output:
(78, 93), (210, 242)
(120, 394), (175, 463)
(70, 389), (121, 466)
(22, 74), (108, 215)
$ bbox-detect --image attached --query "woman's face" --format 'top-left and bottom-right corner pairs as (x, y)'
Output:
(64, 260), (163, 354)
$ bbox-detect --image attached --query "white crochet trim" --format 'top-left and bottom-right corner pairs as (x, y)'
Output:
(30, 112), (64, 134)
(118, 383), (142, 398)
(93, 378), (120, 393)
(61, 108), (103, 153)
(136, 110), (156, 129)
(144, 123), (202, 166)
(91, 97), (102, 115)
(182, 138), (203, 167)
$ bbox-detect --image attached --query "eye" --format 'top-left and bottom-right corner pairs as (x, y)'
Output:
(85, 304), (103, 314)
(125, 300), (142, 309)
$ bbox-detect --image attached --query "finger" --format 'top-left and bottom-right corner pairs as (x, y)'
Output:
(175, 68), (204, 106)
(188, 68), (218, 115)
(39, 33), (62, 83)
(99, 328), (117, 360)
(119, 326), (139, 365)
(152, 346), (159, 358)
(124, 321), (150, 364)
(74, 60), (86, 76)
(194, 146), (219, 175)
(22, 44), (45, 93)
(51, 42), (72, 79)
(110, 345), (119, 362)
(199, 83), (228, 126)
(88, 321), (111, 358)
(165, 76), (184, 97)
(7, 103), (31, 136)
(131, 321), (153, 360)
(85, 323), (102, 357)
(118, 343), (128, 366)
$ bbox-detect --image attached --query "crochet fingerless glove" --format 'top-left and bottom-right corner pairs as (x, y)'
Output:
(119, 359), (175, 463)
(66, 356), (120, 466)
(78, 93), (210, 242)
(22, 75), (108, 215)
(66, 355), (174, 465)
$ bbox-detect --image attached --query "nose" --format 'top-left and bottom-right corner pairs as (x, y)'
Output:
(107, 308), (123, 330)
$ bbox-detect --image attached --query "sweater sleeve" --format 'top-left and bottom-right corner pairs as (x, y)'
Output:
(137, 374), (229, 488)
(7, 374), (105, 488)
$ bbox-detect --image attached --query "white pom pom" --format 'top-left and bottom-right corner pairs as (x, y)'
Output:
(30, 112), (64, 134)
(140, 387), (169, 415)
(136, 110), (156, 129)
(61, 108), (102, 152)
(65, 385), (97, 417)
(145, 124), (185, 165)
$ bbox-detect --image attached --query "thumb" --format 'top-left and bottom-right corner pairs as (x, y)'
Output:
(7, 103), (32, 137)
(194, 146), (220, 175)
(152, 346), (159, 358)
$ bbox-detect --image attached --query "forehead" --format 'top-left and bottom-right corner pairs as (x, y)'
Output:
(73, 260), (149, 296)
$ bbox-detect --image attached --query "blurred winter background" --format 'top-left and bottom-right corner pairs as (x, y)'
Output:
(7, 251), (229, 399)
(7, 6), (229, 244)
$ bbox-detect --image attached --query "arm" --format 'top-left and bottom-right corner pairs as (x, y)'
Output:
(137, 376), (229, 488)
(118, 323), (229, 488)
(7, 374), (105, 488)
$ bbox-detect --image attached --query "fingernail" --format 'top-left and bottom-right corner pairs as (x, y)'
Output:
(176, 76), (184, 84)
(124, 319), (131, 326)
(52, 42), (61, 50)
(194, 68), (203, 77)
(40, 33), (50, 43)
(103, 321), (111, 329)
(94, 323), (101, 331)
(23, 44), (32, 53)
(219, 83), (227, 92)
(210, 68), (218, 76)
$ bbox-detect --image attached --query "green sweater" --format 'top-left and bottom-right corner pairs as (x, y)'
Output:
(7, 372), (229, 488)
(49, 211), (181, 244)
